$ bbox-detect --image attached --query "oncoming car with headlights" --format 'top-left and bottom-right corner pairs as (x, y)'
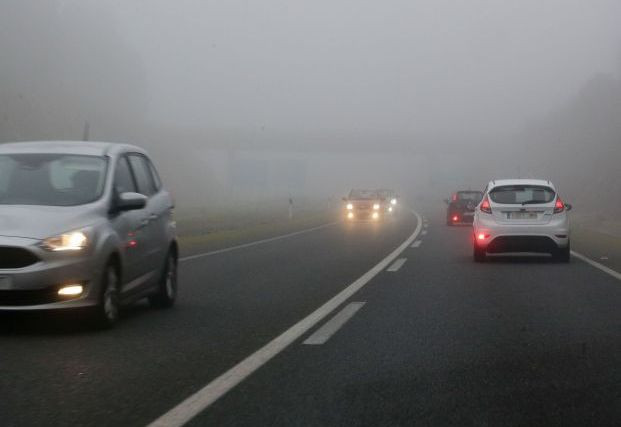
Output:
(377, 189), (399, 214)
(342, 189), (384, 221)
(473, 179), (572, 263)
(0, 141), (178, 327)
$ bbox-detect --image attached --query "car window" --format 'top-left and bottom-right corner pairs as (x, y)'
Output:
(457, 192), (483, 202)
(489, 185), (555, 204)
(349, 189), (378, 199)
(0, 154), (107, 206)
(114, 157), (137, 194)
(147, 159), (162, 191)
(128, 154), (156, 197)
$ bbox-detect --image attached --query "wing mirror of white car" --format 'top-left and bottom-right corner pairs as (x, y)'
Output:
(116, 192), (147, 211)
(565, 203), (573, 211)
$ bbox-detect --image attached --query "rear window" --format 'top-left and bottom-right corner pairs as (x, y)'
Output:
(489, 185), (555, 205)
(456, 192), (482, 202)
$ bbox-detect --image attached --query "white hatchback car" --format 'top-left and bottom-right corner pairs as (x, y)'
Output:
(472, 179), (572, 262)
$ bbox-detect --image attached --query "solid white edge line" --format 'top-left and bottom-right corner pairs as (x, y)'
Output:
(571, 250), (621, 281)
(387, 258), (407, 272)
(179, 222), (337, 262)
(148, 210), (422, 427)
(303, 302), (366, 345)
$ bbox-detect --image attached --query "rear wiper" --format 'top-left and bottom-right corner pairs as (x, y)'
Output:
(521, 200), (545, 205)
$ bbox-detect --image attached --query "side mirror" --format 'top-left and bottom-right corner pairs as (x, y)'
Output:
(565, 203), (573, 212)
(116, 192), (147, 211)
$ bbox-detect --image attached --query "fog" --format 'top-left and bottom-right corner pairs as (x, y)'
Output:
(1, 0), (620, 223)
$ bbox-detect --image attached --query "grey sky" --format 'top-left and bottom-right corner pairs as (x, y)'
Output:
(111, 0), (621, 137)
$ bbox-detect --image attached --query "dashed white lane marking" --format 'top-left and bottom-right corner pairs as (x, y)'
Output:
(572, 251), (621, 281)
(303, 302), (366, 345)
(148, 210), (423, 427)
(421, 230), (428, 235)
(411, 240), (422, 248)
(179, 222), (337, 262)
(387, 258), (407, 272)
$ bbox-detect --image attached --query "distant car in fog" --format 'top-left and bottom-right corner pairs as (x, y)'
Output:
(445, 191), (483, 225)
(377, 189), (399, 214)
(473, 179), (572, 262)
(343, 189), (384, 221)
(0, 141), (178, 328)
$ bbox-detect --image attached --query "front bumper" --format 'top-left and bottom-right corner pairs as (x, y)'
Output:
(0, 236), (101, 311)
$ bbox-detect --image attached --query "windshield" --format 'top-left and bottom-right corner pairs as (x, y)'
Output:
(0, 154), (108, 206)
(377, 190), (395, 198)
(489, 185), (555, 205)
(348, 189), (378, 200)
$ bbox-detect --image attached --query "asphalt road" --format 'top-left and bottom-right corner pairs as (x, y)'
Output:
(2, 208), (621, 426)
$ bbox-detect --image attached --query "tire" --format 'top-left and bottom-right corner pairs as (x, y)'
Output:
(473, 242), (487, 262)
(92, 263), (121, 329)
(149, 250), (178, 308)
(555, 242), (570, 263)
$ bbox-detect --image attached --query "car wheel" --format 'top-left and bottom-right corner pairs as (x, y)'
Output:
(93, 264), (120, 329)
(473, 242), (487, 262)
(149, 250), (178, 308)
(555, 242), (570, 263)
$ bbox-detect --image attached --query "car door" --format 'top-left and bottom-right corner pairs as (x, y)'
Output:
(145, 156), (173, 261)
(109, 155), (150, 289)
(127, 154), (164, 280)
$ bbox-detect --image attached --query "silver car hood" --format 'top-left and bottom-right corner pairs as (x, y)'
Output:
(0, 205), (103, 240)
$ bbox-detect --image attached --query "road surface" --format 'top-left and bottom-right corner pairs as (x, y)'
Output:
(2, 208), (621, 426)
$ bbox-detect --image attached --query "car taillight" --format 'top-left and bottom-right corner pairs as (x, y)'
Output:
(452, 215), (459, 222)
(452, 193), (457, 201)
(554, 197), (565, 214)
(480, 196), (492, 214)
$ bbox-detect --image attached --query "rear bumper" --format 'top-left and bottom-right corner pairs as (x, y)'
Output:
(473, 215), (569, 252)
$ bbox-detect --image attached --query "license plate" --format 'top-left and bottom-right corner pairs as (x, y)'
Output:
(508, 212), (537, 220)
(0, 276), (13, 290)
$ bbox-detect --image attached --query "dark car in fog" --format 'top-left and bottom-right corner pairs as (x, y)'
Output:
(445, 190), (483, 225)
(343, 189), (384, 221)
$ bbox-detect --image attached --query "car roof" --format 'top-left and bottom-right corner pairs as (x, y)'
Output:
(488, 179), (555, 190)
(0, 141), (147, 157)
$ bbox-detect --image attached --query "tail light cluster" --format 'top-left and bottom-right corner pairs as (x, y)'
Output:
(480, 195), (492, 214)
(554, 197), (565, 214)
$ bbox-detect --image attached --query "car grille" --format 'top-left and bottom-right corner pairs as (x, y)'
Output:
(0, 247), (39, 269)
(487, 236), (558, 254)
(0, 289), (59, 306)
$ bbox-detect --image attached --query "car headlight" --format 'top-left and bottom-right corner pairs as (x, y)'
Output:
(42, 230), (89, 251)
(391, 198), (397, 205)
(346, 203), (353, 210)
(373, 203), (380, 210)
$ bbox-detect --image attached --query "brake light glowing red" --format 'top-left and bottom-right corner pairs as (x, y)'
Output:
(452, 215), (459, 222)
(554, 197), (565, 214)
(477, 233), (489, 240)
(480, 196), (492, 214)
(452, 193), (457, 201)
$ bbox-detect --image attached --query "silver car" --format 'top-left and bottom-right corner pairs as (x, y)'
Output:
(0, 141), (178, 327)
